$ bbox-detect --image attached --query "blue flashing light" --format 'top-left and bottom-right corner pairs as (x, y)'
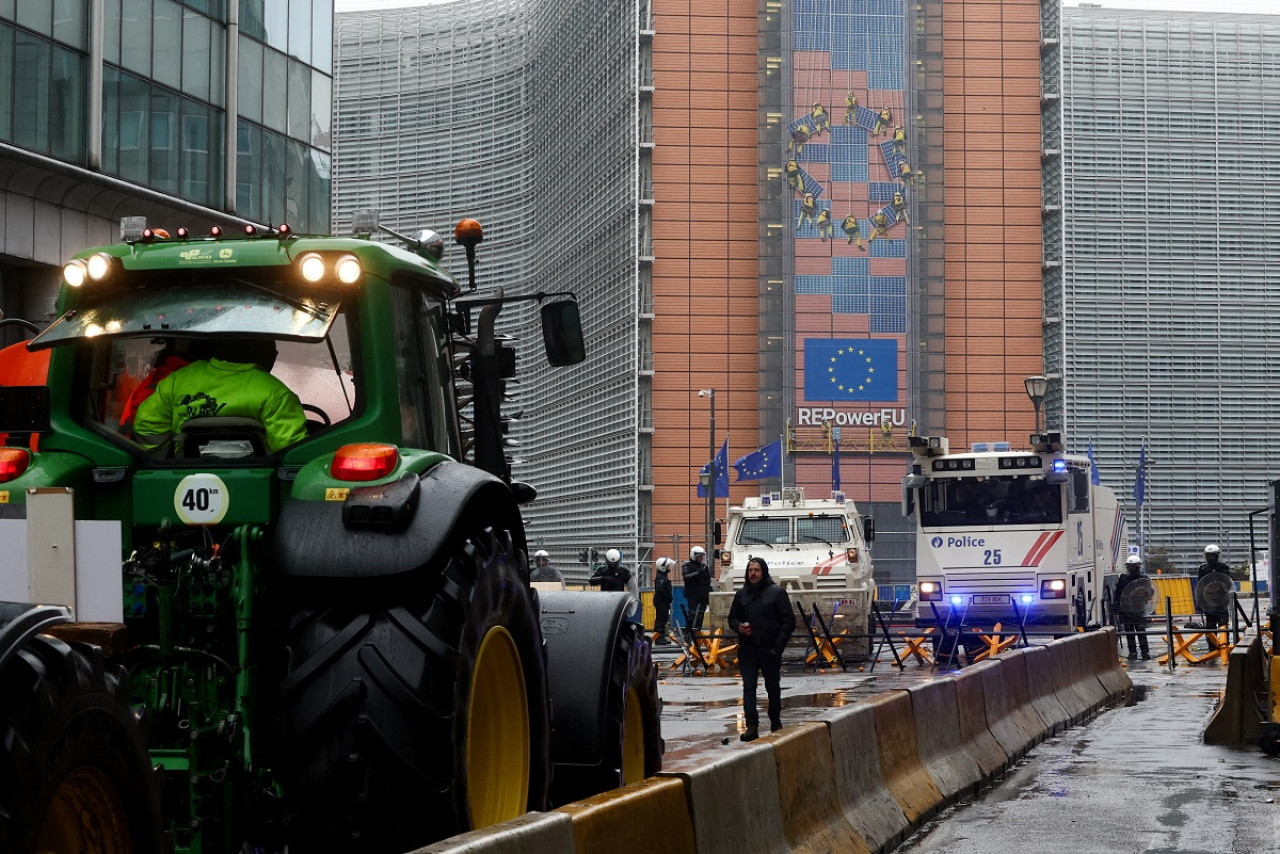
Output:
(1021, 594), (1034, 604)
(1051, 459), (1068, 474)
(950, 595), (964, 606)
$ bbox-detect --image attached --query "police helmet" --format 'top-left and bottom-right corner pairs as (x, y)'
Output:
(656, 557), (675, 572)
(533, 549), (549, 563)
(690, 546), (706, 560)
(1125, 554), (1142, 566)
(1204, 544), (1220, 554)
(605, 548), (622, 564)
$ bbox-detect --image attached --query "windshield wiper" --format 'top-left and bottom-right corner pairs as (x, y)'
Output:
(798, 533), (834, 547)
(740, 535), (774, 548)
(229, 277), (327, 319)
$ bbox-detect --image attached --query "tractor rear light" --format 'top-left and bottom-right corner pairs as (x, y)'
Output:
(1040, 579), (1066, 599)
(918, 580), (942, 601)
(0, 448), (30, 482)
(330, 443), (399, 482)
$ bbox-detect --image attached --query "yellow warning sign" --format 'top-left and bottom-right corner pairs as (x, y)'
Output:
(0, 492), (8, 503)
(325, 488), (349, 501)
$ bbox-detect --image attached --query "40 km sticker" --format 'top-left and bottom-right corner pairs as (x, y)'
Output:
(175, 474), (229, 525)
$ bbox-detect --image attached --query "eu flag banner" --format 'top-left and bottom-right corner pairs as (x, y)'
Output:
(803, 338), (898, 402)
(697, 438), (729, 498)
(1087, 441), (1101, 486)
(734, 439), (782, 482)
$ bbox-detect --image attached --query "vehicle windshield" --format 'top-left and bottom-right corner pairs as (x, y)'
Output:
(737, 514), (851, 545)
(32, 282), (340, 346)
(918, 475), (1062, 527)
(75, 309), (355, 457)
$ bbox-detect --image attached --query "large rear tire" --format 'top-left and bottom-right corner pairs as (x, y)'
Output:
(0, 635), (161, 854)
(274, 524), (551, 852)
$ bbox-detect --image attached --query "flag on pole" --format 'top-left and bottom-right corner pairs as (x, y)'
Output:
(832, 437), (841, 492)
(733, 439), (782, 481)
(1087, 440), (1101, 486)
(1133, 443), (1147, 508)
(697, 438), (729, 498)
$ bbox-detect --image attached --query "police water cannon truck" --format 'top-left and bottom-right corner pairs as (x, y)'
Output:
(902, 432), (1127, 637)
(0, 215), (662, 854)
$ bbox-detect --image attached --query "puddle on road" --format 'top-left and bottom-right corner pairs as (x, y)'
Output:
(662, 690), (861, 709)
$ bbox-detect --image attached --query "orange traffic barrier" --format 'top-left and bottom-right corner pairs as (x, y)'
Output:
(769, 722), (872, 854)
(824, 704), (911, 853)
(1158, 628), (1231, 666)
(903, 679), (982, 805)
(952, 664), (1010, 779)
(869, 691), (944, 824)
(969, 622), (1019, 663)
(557, 776), (695, 854)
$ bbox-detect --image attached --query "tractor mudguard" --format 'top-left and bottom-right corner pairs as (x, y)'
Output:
(0, 602), (72, 676)
(273, 459), (525, 578)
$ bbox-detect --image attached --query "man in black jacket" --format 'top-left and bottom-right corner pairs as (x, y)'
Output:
(681, 546), (713, 632)
(728, 557), (796, 742)
(652, 557), (675, 643)
(1113, 554), (1151, 659)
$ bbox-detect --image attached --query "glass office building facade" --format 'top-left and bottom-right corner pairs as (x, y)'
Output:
(0, 0), (332, 327)
(1060, 7), (1280, 567)
(334, 0), (647, 576)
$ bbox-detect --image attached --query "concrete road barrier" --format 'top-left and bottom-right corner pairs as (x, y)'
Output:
(904, 678), (982, 805)
(556, 776), (695, 854)
(952, 663), (1009, 779)
(1008, 647), (1064, 736)
(1054, 634), (1108, 714)
(410, 811), (576, 854)
(1089, 627), (1132, 700)
(972, 659), (1033, 760)
(658, 742), (791, 854)
(769, 722), (873, 854)
(1039, 641), (1089, 725)
(870, 691), (944, 824)
(825, 703), (911, 854)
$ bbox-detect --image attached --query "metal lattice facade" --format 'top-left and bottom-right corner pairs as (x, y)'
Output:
(1060, 7), (1280, 568)
(333, 0), (645, 579)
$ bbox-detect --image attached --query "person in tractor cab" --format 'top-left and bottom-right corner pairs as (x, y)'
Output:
(133, 337), (307, 455)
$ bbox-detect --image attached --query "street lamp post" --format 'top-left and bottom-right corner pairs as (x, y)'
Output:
(1024, 375), (1048, 435)
(698, 388), (716, 573)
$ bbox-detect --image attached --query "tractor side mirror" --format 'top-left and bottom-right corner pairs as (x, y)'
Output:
(541, 300), (585, 367)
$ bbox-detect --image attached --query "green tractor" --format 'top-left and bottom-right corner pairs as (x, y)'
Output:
(0, 216), (661, 853)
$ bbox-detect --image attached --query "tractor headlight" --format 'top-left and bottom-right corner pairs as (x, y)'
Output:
(86, 252), (113, 281)
(335, 254), (361, 284)
(298, 253), (326, 282)
(63, 260), (87, 287)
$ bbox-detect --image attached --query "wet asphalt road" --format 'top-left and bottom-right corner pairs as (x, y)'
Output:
(652, 646), (1280, 853)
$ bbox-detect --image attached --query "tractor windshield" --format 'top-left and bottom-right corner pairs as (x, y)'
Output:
(31, 281), (339, 345)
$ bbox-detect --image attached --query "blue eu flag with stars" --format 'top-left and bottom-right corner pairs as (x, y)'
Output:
(733, 439), (782, 482)
(803, 338), (898, 402)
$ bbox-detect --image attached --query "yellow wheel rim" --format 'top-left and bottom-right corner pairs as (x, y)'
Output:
(466, 625), (529, 829)
(621, 685), (646, 784)
(37, 767), (132, 854)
